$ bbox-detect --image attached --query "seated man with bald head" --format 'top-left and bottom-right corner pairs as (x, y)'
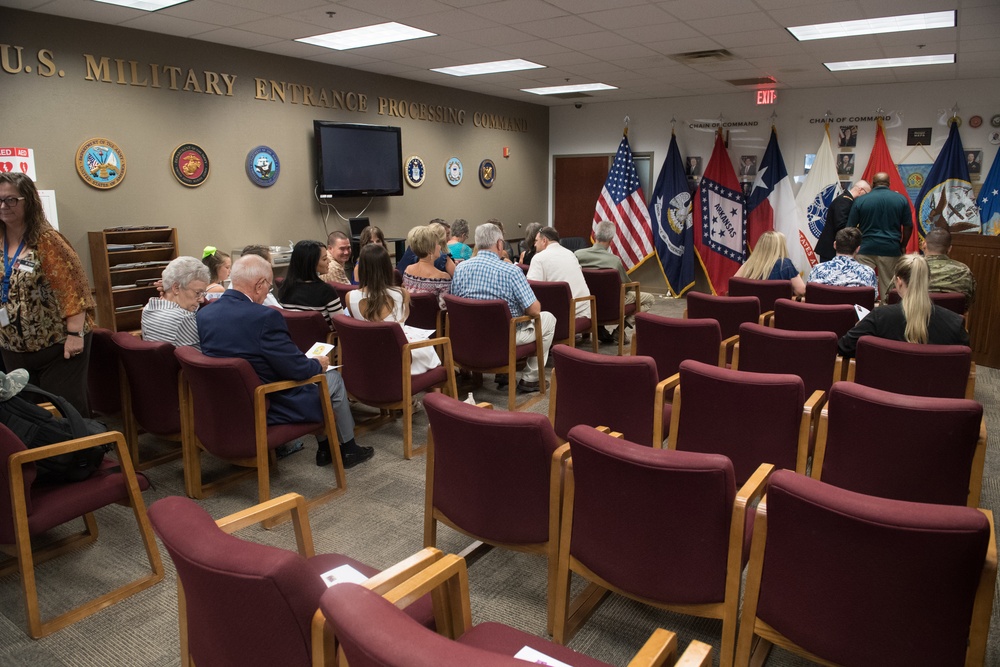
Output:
(924, 227), (976, 307)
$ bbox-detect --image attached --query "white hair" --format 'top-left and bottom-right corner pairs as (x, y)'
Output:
(161, 256), (210, 291)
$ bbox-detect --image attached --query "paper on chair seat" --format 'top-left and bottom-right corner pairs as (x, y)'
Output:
(320, 564), (369, 588)
(402, 325), (435, 341)
(513, 646), (573, 667)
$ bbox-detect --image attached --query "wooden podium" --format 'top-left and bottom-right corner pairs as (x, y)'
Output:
(949, 234), (1000, 368)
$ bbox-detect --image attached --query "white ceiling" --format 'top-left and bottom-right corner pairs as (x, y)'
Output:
(6, 0), (999, 106)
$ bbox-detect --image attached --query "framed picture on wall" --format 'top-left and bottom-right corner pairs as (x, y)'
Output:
(837, 153), (855, 176)
(966, 149), (982, 175)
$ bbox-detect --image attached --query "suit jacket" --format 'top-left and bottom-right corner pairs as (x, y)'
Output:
(574, 244), (629, 284)
(815, 191), (855, 262)
(197, 290), (324, 424)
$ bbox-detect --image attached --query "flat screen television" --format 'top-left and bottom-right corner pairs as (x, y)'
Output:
(314, 121), (403, 198)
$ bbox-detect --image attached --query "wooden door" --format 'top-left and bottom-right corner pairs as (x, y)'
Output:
(553, 156), (609, 240)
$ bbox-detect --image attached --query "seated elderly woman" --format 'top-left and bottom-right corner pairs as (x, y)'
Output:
(402, 225), (452, 309)
(141, 256), (210, 349)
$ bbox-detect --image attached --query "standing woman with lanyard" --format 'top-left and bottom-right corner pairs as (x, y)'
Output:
(0, 173), (95, 415)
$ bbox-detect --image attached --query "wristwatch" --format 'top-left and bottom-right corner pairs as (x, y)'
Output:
(66, 330), (84, 338)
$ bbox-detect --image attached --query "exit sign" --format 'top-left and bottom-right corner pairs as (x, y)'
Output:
(757, 89), (777, 105)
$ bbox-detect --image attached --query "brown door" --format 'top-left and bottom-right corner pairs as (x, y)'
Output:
(553, 156), (610, 241)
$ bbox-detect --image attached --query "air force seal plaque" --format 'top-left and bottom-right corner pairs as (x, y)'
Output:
(445, 157), (463, 186)
(171, 143), (210, 187)
(76, 138), (126, 189)
(479, 159), (496, 188)
(404, 155), (425, 188)
(246, 146), (280, 187)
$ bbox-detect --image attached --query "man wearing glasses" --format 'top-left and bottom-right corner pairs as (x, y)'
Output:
(197, 254), (372, 468)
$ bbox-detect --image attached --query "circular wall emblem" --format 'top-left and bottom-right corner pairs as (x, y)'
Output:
(245, 146), (279, 187)
(969, 115), (983, 129)
(445, 157), (463, 186)
(404, 155), (425, 187)
(989, 131), (1000, 146)
(479, 159), (496, 188)
(75, 138), (126, 189)
(991, 114), (1000, 128)
(171, 143), (209, 187)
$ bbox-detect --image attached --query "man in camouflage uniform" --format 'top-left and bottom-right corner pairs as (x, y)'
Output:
(923, 228), (976, 308)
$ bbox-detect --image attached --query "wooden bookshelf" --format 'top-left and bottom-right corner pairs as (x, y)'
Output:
(88, 227), (178, 332)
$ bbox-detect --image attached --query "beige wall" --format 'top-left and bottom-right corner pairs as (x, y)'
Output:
(2, 9), (549, 279)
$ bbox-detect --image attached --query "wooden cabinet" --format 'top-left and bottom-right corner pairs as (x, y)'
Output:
(950, 233), (1000, 368)
(88, 227), (177, 332)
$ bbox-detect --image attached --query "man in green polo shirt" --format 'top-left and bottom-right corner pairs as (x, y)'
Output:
(846, 172), (912, 303)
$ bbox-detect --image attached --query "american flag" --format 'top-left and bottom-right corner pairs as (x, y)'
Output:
(593, 135), (655, 272)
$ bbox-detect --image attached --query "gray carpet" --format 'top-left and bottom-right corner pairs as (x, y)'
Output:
(0, 293), (997, 666)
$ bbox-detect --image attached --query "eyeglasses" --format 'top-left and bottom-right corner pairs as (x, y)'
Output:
(0, 197), (25, 208)
(179, 286), (207, 299)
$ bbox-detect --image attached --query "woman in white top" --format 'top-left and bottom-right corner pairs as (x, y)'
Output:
(347, 243), (441, 375)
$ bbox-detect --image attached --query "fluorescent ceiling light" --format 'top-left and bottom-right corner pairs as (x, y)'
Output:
(93, 0), (189, 10)
(521, 83), (617, 95)
(297, 22), (436, 51)
(788, 11), (955, 41)
(432, 59), (544, 77)
(825, 54), (955, 71)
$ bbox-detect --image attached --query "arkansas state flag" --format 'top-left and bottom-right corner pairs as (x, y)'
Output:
(693, 130), (746, 295)
(861, 118), (920, 252)
(649, 132), (694, 296)
(794, 126), (842, 267)
(915, 120), (981, 236)
(745, 126), (807, 273)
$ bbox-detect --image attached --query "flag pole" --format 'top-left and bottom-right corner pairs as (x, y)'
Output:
(623, 115), (629, 137)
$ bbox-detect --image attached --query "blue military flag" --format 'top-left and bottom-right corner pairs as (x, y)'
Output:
(648, 132), (694, 296)
(977, 152), (1000, 236)
(915, 121), (981, 235)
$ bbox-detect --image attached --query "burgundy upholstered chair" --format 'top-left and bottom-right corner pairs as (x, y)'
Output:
(553, 425), (772, 667)
(581, 268), (639, 355)
(406, 291), (444, 337)
(277, 309), (333, 354)
(112, 332), (184, 470)
(549, 344), (672, 447)
(732, 323), (841, 399)
(813, 381), (985, 507)
(727, 276), (793, 316)
(330, 282), (357, 317)
(668, 360), (820, 484)
(684, 292), (761, 364)
(148, 493), (437, 667)
(87, 327), (121, 417)
(423, 392), (565, 632)
(318, 553), (713, 667)
(528, 279), (597, 351)
(516, 262), (530, 274)
(847, 336), (975, 400)
(771, 298), (857, 338)
(887, 288), (968, 315)
(0, 426), (163, 638)
(804, 282), (876, 311)
(736, 470), (996, 667)
(173, 346), (345, 518)
(632, 313), (727, 381)
(442, 294), (545, 411)
(333, 314), (456, 459)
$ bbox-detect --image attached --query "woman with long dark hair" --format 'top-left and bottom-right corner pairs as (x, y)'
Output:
(276, 240), (343, 329)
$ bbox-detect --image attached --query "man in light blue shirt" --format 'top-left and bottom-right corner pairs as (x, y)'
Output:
(807, 227), (878, 299)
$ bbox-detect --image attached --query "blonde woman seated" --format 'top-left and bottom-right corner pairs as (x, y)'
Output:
(735, 230), (805, 297)
(402, 225), (451, 310)
(348, 244), (442, 375)
(838, 254), (968, 357)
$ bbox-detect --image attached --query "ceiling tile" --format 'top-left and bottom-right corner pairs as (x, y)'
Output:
(513, 15), (603, 39)
(688, 12), (782, 36)
(657, 0), (762, 21)
(466, 0), (567, 23)
(236, 16), (326, 40)
(192, 27), (283, 49)
(452, 25), (537, 47)
(333, 0), (453, 19)
(622, 21), (702, 44)
(120, 13), (216, 38)
(579, 5), (677, 30)
(551, 31), (633, 50)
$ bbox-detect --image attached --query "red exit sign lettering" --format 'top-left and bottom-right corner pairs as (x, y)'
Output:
(757, 89), (777, 105)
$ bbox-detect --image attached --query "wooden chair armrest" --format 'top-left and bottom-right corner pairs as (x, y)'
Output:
(9, 430), (130, 466)
(404, 336), (451, 352)
(735, 463), (775, 516)
(216, 493), (314, 558)
(845, 357), (856, 382)
(380, 554), (465, 610)
(720, 335), (739, 366)
(363, 547), (445, 596)
(476, 402), (494, 410)
(674, 640), (713, 667)
(622, 281), (640, 291)
(257, 373), (327, 396)
(759, 310), (775, 327)
(803, 389), (825, 416)
(625, 627), (678, 667)
(968, 361), (977, 400)
(594, 426), (625, 439)
(511, 314), (535, 328)
(571, 294), (596, 309)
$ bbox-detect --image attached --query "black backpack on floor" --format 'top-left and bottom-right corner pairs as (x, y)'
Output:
(0, 384), (109, 482)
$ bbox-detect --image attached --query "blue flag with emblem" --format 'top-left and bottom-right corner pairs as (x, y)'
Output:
(915, 121), (981, 235)
(977, 152), (1000, 236)
(648, 133), (694, 296)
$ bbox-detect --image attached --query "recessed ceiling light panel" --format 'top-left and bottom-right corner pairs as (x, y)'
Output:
(789, 11), (955, 41)
(521, 83), (617, 95)
(297, 22), (436, 51)
(825, 54), (955, 71)
(93, 0), (190, 10)
(431, 59), (544, 77)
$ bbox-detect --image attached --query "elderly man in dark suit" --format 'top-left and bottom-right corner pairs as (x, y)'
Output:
(197, 254), (372, 468)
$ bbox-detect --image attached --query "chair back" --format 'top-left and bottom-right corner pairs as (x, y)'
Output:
(425, 393), (560, 544)
(277, 309), (329, 353)
(88, 327), (121, 415)
(675, 359), (804, 484)
(149, 496), (321, 667)
(112, 332), (182, 435)
(816, 382), (982, 505)
(406, 292), (442, 334)
(552, 345), (660, 444)
(393, 268), (404, 286)
(634, 313), (721, 381)
(746, 470), (993, 667)
(853, 337), (971, 399)
(529, 280), (583, 343)
(727, 277), (792, 313)
(516, 262), (529, 275)
(174, 346), (262, 459)
(685, 292), (760, 341)
(581, 269), (624, 323)
(442, 295), (517, 368)
(566, 425), (737, 604)
(331, 283), (357, 316)
(735, 323), (838, 397)
(333, 315), (408, 404)
(804, 283), (876, 311)
(888, 289), (967, 314)
(0, 424), (36, 542)
(772, 298), (857, 338)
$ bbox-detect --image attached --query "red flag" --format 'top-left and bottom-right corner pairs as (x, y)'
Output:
(692, 131), (747, 295)
(861, 118), (920, 252)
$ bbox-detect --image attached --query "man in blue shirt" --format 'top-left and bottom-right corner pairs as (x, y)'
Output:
(846, 172), (912, 303)
(807, 227), (878, 299)
(451, 223), (555, 392)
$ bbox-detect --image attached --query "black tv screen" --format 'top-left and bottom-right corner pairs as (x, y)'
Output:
(314, 121), (403, 197)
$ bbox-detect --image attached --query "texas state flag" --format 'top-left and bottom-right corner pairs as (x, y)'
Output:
(693, 130), (746, 295)
(745, 126), (807, 273)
